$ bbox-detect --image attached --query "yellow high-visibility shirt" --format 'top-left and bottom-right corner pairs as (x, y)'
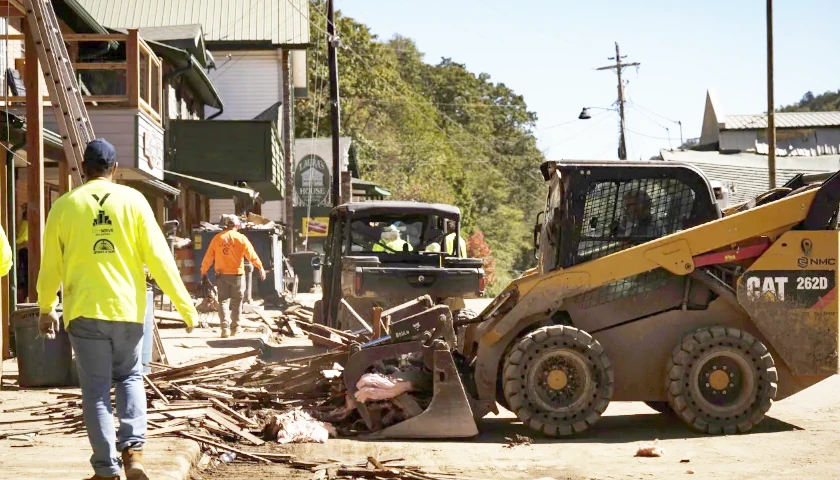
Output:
(37, 178), (198, 328)
(444, 233), (467, 257)
(0, 225), (12, 276)
(16, 219), (28, 247)
(372, 238), (413, 253)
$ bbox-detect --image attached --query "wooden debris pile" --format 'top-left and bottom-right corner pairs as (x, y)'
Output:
(288, 455), (475, 480)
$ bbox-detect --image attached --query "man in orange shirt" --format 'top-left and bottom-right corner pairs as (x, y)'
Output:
(200, 215), (266, 338)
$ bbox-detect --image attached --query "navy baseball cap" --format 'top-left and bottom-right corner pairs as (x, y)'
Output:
(84, 138), (117, 169)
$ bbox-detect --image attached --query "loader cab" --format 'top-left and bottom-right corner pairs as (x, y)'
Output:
(535, 160), (720, 274)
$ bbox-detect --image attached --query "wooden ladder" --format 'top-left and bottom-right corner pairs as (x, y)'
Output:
(22, 0), (94, 187)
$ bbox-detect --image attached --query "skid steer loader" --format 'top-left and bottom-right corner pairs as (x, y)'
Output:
(341, 160), (840, 438)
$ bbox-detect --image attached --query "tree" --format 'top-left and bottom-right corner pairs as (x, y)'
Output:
(296, 4), (545, 285)
(466, 229), (496, 288)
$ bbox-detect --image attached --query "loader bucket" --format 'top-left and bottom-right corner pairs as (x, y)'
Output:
(374, 342), (479, 439)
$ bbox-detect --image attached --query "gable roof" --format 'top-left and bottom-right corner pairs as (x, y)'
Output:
(723, 112), (840, 130)
(73, 0), (310, 47)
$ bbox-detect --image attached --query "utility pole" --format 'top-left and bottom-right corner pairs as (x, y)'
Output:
(766, 0), (777, 188)
(327, 0), (342, 207)
(597, 42), (639, 160)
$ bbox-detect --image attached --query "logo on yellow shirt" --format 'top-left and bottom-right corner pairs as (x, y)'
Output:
(93, 239), (115, 254)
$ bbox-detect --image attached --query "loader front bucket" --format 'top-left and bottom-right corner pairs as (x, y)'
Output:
(374, 341), (479, 439)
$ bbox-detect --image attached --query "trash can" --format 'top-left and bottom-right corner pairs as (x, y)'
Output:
(141, 287), (154, 374)
(289, 251), (318, 293)
(12, 304), (78, 387)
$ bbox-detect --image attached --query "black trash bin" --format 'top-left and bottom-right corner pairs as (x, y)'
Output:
(288, 251), (318, 293)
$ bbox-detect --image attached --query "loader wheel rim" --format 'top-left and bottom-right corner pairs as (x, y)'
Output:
(691, 349), (754, 414)
(528, 350), (592, 413)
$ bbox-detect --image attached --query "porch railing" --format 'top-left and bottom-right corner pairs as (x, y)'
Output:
(0, 30), (162, 125)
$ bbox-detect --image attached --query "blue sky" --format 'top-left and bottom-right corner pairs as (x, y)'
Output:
(337, 0), (840, 162)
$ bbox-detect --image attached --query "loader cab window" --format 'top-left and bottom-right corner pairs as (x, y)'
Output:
(576, 178), (696, 263)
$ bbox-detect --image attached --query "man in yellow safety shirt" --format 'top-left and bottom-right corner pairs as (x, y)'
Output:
(372, 224), (413, 253)
(200, 214), (266, 338)
(16, 203), (28, 301)
(425, 220), (466, 257)
(37, 138), (199, 480)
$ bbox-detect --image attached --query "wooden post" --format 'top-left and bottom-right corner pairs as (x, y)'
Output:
(127, 29), (139, 108)
(1, 147), (8, 362)
(25, 29), (44, 302)
(154, 196), (165, 226)
(281, 50), (294, 256)
(58, 160), (70, 194)
(371, 307), (383, 340)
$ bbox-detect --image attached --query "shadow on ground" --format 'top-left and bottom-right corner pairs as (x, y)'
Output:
(349, 412), (803, 446)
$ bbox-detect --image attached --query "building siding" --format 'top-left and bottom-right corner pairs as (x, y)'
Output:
(209, 198), (235, 221)
(261, 200), (283, 222)
(205, 51), (281, 120)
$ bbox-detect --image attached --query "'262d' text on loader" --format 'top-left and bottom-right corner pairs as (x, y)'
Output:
(336, 160), (840, 438)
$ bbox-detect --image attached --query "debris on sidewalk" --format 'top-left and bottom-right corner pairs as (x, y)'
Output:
(635, 439), (665, 457)
(263, 408), (335, 444)
(504, 434), (533, 448)
(285, 455), (475, 480)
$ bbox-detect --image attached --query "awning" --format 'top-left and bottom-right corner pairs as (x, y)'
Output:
(351, 178), (391, 197)
(164, 170), (258, 199)
(145, 40), (224, 110)
(140, 178), (180, 196)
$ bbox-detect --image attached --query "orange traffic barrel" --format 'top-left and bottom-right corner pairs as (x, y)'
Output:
(175, 247), (197, 293)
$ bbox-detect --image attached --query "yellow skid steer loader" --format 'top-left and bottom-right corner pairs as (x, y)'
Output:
(343, 160), (840, 438)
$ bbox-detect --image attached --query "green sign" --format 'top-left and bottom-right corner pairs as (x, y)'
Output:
(295, 154), (331, 206)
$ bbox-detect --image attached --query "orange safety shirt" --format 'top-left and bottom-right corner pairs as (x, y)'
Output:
(200, 229), (265, 276)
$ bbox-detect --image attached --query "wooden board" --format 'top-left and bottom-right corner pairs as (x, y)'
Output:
(205, 408), (265, 446)
(147, 349), (259, 381)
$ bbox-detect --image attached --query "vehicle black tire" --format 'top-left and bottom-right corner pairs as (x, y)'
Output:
(502, 325), (614, 437)
(644, 401), (674, 414)
(665, 326), (778, 435)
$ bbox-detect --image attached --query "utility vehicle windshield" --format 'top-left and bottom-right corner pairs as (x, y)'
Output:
(344, 214), (457, 254)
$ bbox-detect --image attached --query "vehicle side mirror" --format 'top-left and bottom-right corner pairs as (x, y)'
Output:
(311, 256), (321, 270)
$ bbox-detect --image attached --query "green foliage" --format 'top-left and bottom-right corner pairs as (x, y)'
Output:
(780, 90), (840, 112)
(296, 3), (545, 283)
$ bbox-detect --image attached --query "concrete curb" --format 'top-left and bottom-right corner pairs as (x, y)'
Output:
(155, 438), (201, 480)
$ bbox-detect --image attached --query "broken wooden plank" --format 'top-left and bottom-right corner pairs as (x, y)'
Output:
(147, 349), (260, 381)
(307, 332), (346, 349)
(177, 431), (272, 463)
(143, 375), (169, 405)
(147, 425), (189, 437)
(340, 298), (373, 333)
(209, 398), (258, 428)
(181, 386), (234, 402)
(205, 409), (265, 446)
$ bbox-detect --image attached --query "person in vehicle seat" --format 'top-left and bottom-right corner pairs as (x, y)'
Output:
(616, 189), (665, 239)
(425, 219), (467, 256)
(373, 224), (413, 253)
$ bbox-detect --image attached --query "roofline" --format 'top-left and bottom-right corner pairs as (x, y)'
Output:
(333, 201), (461, 219)
(206, 40), (313, 51)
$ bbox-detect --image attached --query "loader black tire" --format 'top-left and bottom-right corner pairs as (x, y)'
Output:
(502, 326), (613, 437)
(665, 326), (778, 435)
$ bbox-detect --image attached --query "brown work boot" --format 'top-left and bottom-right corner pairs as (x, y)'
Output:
(122, 448), (149, 480)
(230, 325), (239, 336)
(221, 328), (230, 338)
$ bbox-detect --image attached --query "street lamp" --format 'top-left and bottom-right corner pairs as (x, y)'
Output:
(578, 106), (614, 120)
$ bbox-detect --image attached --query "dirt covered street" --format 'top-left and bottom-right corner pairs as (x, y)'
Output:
(192, 297), (840, 480)
(194, 376), (840, 480)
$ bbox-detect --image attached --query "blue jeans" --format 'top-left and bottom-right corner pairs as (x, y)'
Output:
(68, 318), (147, 477)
